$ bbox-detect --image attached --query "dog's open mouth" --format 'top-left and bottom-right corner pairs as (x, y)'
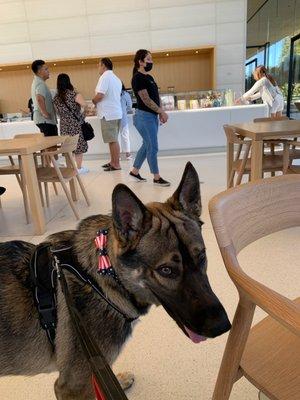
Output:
(149, 287), (207, 344)
(184, 326), (207, 343)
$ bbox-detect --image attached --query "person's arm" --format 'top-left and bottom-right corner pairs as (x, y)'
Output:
(250, 92), (261, 101)
(75, 93), (86, 108)
(92, 92), (104, 105)
(36, 94), (50, 118)
(75, 92), (89, 115)
(242, 78), (266, 101)
(138, 90), (169, 123)
(138, 89), (163, 113)
(93, 74), (108, 105)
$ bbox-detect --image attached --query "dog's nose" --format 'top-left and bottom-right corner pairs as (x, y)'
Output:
(208, 313), (231, 338)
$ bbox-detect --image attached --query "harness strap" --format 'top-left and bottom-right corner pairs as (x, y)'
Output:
(51, 246), (137, 324)
(30, 243), (57, 349)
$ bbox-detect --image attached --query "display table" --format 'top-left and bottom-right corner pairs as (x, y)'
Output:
(0, 105), (268, 156)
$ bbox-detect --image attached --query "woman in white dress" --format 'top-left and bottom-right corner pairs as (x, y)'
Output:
(119, 83), (133, 160)
(236, 65), (284, 117)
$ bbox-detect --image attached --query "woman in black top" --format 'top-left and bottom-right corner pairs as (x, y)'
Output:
(129, 49), (170, 186)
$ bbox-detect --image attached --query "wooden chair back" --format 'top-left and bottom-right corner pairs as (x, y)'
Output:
(35, 134), (89, 220)
(14, 133), (44, 139)
(38, 135), (79, 156)
(59, 135), (79, 154)
(209, 175), (300, 400)
(223, 124), (246, 145)
(224, 125), (252, 187)
(253, 116), (289, 122)
(210, 174), (300, 254)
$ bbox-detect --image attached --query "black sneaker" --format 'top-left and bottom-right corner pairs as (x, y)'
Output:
(129, 171), (147, 182)
(102, 162), (110, 168)
(153, 177), (170, 187)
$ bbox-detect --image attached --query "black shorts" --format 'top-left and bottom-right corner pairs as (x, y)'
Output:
(36, 123), (58, 137)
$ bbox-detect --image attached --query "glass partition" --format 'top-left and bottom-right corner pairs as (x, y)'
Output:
(246, 0), (300, 116)
(287, 34), (300, 119)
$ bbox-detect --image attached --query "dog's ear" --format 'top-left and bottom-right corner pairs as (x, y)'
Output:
(112, 184), (151, 245)
(168, 162), (201, 217)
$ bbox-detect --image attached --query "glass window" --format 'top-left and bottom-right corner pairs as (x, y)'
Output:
(246, 0), (300, 115)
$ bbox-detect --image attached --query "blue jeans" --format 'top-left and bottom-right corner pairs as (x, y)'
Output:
(133, 109), (159, 174)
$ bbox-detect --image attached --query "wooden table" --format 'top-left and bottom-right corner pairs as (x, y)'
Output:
(228, 120), (300, 182)
(0, 135), (67, 235)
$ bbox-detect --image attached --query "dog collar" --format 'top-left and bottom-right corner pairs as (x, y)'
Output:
(94, 229), (149, 319)
(95, 229), (120, 283)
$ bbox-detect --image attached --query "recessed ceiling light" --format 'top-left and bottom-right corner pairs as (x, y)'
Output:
(26, 65), (29, 68)
(81, 61), (84, 64)
(195, 50), (199, 54)
(166, 53), (169, 56)
(53, 63), (57, 66)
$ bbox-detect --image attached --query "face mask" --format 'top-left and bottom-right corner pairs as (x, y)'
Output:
(144, 62), (153, 72)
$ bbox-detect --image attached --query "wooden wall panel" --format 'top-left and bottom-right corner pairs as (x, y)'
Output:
(0, 50), (214, 113)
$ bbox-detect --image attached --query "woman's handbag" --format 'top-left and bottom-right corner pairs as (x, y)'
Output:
(81, 121), (95, 141)
(63, 100), (95, 141)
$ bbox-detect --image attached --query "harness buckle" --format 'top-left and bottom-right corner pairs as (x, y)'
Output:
(38, 304), (57, 329)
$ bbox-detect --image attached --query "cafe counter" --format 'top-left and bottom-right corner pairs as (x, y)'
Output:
(0, 104), (268, 156)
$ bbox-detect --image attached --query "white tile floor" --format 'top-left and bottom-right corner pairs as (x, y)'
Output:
(0, 153), (299, 399)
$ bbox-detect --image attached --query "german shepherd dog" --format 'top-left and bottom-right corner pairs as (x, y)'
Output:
(0, 163), (230, 399)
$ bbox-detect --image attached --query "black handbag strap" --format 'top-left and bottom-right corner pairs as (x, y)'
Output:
(62, 98), (84, 124)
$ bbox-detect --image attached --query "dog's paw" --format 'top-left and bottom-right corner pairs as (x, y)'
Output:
(116, 371), (134, 391)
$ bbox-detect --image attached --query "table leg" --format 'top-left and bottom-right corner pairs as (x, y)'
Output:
(251, 140), (263, 181)
(227, 139), (234, 188)
(21, 153), (45, 235)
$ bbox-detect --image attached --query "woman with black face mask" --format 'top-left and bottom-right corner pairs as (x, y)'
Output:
(129, 49), (170, 186)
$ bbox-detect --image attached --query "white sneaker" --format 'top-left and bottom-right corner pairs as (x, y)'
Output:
(77, 166), (89, 175)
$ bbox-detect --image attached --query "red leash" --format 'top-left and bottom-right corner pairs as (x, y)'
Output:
(92, 375), (106, 400)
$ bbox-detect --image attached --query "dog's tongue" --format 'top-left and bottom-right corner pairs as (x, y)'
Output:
(184, 326), (207, 343)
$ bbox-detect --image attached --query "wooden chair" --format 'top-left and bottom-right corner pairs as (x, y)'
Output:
(36, 135), (90, 219)
(14, 133), (59, 206)
(274, 139), (300, 168)
(209, 174), (300, 400)
(224, 125), (290, 188)
(0, 155), (30, 223)
(253, 117), (300, 167)
(288, 138), (300, 165)
(253, 116), (289, 123)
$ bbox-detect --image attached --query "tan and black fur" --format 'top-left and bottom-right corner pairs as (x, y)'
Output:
(0, 163), (230, 399)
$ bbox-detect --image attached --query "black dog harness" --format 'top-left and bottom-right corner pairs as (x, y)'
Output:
(29, 243), (57, 348)
(29, 231), (138, 350)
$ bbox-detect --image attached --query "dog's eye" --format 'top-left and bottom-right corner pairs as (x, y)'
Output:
(157, 266), (177, 278)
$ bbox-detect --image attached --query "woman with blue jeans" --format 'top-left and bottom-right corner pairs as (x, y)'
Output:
(130, 49), (170, 187)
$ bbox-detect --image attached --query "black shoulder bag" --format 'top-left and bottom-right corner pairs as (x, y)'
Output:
(63, 100), (95, 141)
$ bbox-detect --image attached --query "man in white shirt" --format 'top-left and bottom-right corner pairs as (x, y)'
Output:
(93, 58), (122, 171)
